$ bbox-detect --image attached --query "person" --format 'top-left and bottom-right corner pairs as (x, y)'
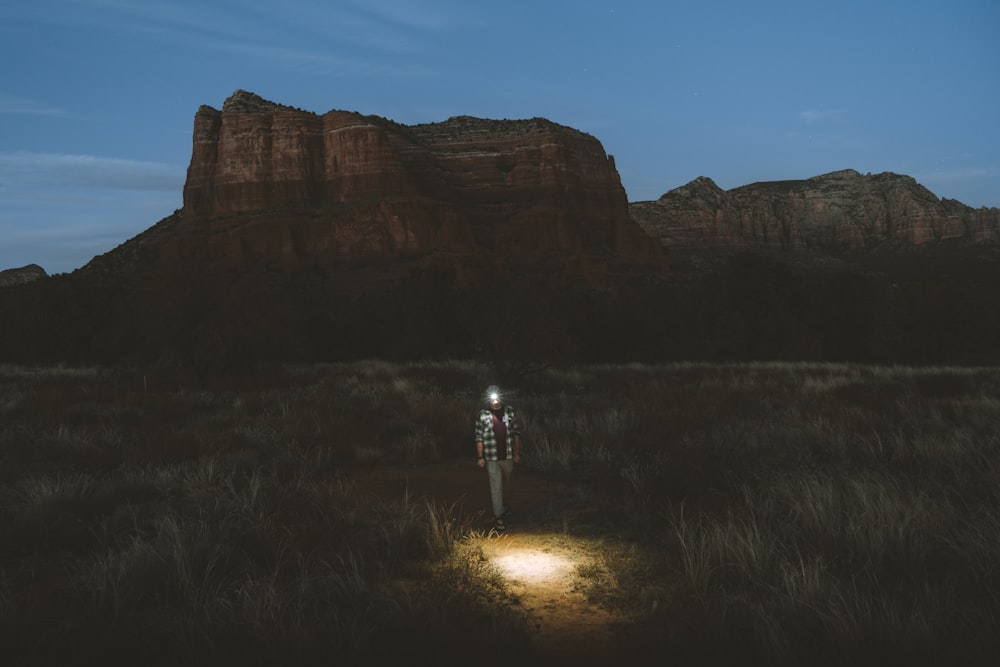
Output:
(475, 384), (521, 533)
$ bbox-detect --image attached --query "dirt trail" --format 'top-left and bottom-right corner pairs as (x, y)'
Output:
(478, 531), (622, 660)
(349, 464), (627, 661)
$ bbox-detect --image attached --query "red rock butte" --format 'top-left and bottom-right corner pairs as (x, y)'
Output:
(169, 89), (657, 269)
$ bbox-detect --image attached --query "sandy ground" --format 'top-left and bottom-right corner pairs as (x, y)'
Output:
(350, 463), (628, 661)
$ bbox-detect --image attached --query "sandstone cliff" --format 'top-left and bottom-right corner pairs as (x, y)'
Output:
(631, 169), (1000, 253)
(168, 89), (656, 272)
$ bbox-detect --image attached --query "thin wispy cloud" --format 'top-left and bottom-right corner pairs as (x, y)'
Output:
(259, 1), (434, 53)
(347, 0), (470, 31)
(13, 0), (440, 59)
(21, 0), (258, 42)
(3, 0), (466, 96)
(207, 41), (431, 80)
(0, 94), (69, 117)
(800, 109), (847, 124)
(0, 151), (184, 191)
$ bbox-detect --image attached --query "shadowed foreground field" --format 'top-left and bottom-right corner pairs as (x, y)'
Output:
(1, 361), (999, 666)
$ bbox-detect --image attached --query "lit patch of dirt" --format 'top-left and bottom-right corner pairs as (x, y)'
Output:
(479, 531), (622, 661)
(349, 464), (629, 661)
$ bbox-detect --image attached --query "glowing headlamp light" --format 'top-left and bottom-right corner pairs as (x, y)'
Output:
(490, 392), (499, 401)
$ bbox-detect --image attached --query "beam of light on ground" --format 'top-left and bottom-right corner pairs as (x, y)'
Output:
(490, 549), (576, 584)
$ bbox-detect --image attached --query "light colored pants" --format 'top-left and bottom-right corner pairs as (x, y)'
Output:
(485, 459), (514, 518)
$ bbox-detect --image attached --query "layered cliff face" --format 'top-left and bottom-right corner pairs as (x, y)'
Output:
(631, 169), (1000, 253)
(171, 89), (655, 268)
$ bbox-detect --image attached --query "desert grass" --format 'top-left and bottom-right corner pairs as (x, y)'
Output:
(1, 361), (999, 665)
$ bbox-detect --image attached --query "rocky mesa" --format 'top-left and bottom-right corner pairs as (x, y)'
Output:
(143, 89), (657, 271)
(631, 169), (1000, 253)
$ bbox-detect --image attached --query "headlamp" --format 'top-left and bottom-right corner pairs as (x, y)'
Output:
(490, 392), (499, 401)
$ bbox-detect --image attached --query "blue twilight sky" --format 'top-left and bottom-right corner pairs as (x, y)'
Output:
(1, 0), (998, 274)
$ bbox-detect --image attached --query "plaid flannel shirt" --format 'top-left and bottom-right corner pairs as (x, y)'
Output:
(475, 405), (520, 461)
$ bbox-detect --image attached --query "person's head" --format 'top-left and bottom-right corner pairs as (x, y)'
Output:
(486, 384), (503, 410)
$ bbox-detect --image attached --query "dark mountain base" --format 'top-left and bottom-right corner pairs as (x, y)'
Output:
(2, 244), (999, 372)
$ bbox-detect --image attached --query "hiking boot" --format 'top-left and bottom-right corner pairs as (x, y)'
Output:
(494, 517), (506, 533)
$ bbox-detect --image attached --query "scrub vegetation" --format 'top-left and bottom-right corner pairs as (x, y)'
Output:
(1, 361), (998, 665)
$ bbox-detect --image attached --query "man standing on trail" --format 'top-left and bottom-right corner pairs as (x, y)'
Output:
(475, 384), (521, 533)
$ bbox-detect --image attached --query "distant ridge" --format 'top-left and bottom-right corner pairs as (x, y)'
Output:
(0, 264), (47, 287)
(630, 169), (1000, 253)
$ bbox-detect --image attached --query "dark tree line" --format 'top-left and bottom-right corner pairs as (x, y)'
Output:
(2, 246), (999, 376)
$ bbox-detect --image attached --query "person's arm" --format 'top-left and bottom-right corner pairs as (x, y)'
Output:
(510, 407), (521, 463)
(475, 413), (486, 466)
